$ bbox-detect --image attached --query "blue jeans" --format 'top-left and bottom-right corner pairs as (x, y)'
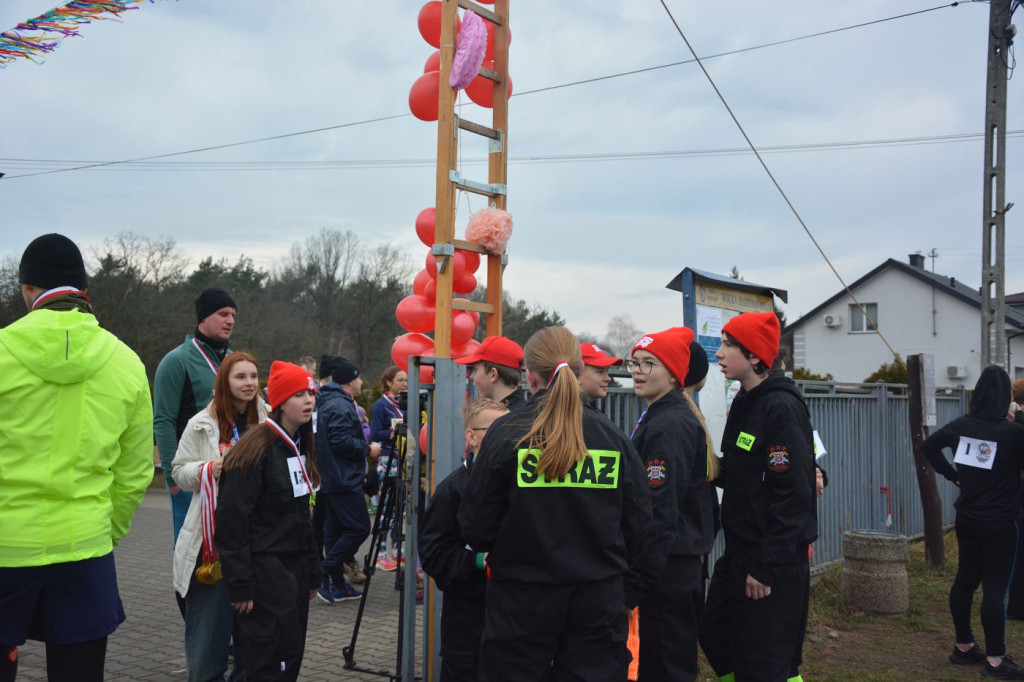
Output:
(184, 565), (244, 682)
(168, 487), (193, 545)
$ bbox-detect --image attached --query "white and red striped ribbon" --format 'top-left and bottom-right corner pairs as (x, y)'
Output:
(191, 338), (219, 377)
(30, 286), (90, 311)
(199, 461), (218, 563)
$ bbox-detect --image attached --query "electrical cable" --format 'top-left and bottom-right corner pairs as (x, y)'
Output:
(0, 2), (976, 181)
(657, 0), (907, 368)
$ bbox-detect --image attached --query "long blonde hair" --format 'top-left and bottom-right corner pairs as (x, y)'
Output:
(516, 327), (588, 479)
(682, 391), (718, 481)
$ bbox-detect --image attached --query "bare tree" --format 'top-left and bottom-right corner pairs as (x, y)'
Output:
(603, 314), (642, 358)
(89, 232), (188, 292)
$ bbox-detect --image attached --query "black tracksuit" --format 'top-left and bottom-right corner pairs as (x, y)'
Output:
(216, 437), (320, 682)
(457, 390), (655, 682)
(626, 389), (715, 682)
(922, 365), (1024, 657)
(699, 373), (817, 682)
(420, 462), (486, 682)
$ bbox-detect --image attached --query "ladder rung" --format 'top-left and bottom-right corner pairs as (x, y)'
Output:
(453, 299), (497, 314)
(457, 0), (501, 25)
(453, 239), (489, 254)
(478, 66), (500, 83)
(449, 170), (506, 197)
(457, 116), (499, 140)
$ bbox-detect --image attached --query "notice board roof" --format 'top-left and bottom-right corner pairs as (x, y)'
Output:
(666, 267), (788, 304)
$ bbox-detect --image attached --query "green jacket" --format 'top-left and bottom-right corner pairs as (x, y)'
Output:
(0, 308), (153, 567)
(153, 335), (223, 487)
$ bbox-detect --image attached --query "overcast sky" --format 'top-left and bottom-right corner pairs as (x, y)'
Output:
(2, 0), (1022, 341)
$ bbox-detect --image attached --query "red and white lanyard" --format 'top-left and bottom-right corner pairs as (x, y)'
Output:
(191, 338), (219, 376)
(266, 418), (316, 516)
(199, 462), (219, 563)
(384, 393), (403, 418)
(30, 286), (90, 311)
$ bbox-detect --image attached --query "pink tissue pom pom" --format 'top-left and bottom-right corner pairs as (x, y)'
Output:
(450, 11), (487, 91)
(465, 207), (513, 253)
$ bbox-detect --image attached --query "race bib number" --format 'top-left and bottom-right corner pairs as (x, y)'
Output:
(813, 430), (827, 461)
(953, 436), (997, 470)
(286, 456), (320, 496)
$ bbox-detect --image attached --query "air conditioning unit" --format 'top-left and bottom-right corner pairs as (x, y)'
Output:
(947, 365), (969, 380)
(823, 314), (842, 328)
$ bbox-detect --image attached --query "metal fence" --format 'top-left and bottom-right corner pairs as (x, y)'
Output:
(596, 378), (967, 572)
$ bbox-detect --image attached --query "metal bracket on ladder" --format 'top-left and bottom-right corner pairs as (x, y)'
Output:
(449, 170), (507, 197)
(431, 242), (455, 274)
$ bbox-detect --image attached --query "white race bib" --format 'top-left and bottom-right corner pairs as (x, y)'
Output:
(286, 456), (320, 497)
(813, 430), (827, 461)
(954, 436), (998, 470)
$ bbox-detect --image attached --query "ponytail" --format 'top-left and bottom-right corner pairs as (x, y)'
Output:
(516, 327), (588, 480)
(682, 392), (718, 481)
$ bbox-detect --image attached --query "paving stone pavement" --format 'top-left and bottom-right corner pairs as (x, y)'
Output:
(15, 489), (424, 681)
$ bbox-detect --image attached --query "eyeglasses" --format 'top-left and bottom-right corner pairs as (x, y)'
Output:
(626, 359), (664, 375)
(468, 427), (489, 432)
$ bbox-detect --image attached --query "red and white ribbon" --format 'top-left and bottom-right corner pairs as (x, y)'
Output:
(267, 419), (316, 514)
(30, 286), (90, 311)
(191, 338), (219, 376)
(546, 361), (570, 386)
(199, 461), (218, 563)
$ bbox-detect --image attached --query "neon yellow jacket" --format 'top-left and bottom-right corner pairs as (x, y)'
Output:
(0, 307), (153, 567)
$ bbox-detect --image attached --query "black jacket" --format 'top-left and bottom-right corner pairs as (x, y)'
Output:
(923, 365), (1024, 522)
(315, 382), (369, 493)
(501, 388), (527, 412)
(420, 462), (486, 598)
(215, 437), (320, 602)
(718, 373), (817, 586)
(458, 389), (655, 588)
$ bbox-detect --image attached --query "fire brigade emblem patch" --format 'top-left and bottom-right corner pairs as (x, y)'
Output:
(767, 445), (790, 472)
(646, 458), (667, 487)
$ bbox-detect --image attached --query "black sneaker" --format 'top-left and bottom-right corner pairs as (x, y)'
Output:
(951, 643), (987, 665)
(982, 656), (1024, 679)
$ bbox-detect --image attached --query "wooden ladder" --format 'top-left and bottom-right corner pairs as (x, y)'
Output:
(431, 0), (511, 356)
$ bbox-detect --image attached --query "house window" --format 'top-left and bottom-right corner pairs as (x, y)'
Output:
(849, 303), (878, 333)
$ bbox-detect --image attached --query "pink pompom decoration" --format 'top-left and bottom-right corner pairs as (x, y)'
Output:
(465, 207), (513, 253)
(450, 11), (487, 91)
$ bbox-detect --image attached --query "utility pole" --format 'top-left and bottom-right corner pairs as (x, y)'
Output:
(980, 0), (1014, 368)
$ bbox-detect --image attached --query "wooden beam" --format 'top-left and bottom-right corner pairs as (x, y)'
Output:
(453, 299), (496, 314)
(456, 115), (499, 140)
(456, 0), (501, 25)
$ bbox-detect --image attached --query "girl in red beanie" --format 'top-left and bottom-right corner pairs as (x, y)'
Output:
(627, 327), (717, 681)
(216, 361), (322, 682)
(700, 312), (816, 682)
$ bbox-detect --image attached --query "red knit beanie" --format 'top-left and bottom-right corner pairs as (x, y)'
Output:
(267, 360), (317, 411)
(722, 312), (780, 369)
(631, 327), (694, 387)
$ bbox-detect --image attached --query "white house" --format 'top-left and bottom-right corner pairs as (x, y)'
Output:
(784, 255), (1024, 387)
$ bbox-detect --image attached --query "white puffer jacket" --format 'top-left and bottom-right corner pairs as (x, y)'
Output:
(171, 400), (266, 597)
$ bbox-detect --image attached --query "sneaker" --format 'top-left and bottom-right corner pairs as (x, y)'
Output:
(950, 643), (987, 665)
(376, 554), (398, 572)
(330, 583), (362, 602)
(316, 585), (335, 605)
(344, 560), (367, 585)
(982, 656), (1024, 679)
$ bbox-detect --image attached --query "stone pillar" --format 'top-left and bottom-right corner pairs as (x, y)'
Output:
(840, 530), (909, 614)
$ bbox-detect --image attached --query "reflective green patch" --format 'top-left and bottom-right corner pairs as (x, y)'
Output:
(517, 449), (620, 488)
(736, 431), (756, 451)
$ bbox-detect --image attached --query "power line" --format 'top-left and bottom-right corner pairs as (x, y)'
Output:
(657, 0), (907, 368)
(0, 2), (975, 181)
(2, 129), (1015, 173)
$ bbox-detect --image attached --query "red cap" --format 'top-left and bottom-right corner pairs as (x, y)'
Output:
(722, 311), (780, 368)
(454, 336), (523, 369)
(580, 342), (623, 367)
(267, 360), (317, 411)
(631, 327), (694, 386)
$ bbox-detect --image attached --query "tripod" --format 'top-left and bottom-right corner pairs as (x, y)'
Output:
(342, 422), (421, 681)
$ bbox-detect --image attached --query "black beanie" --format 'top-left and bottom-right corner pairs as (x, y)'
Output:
(195, 288), (237, 323)
(684, 340), (709, 388)
(320, 354), (341, 379)
(19, 233), (88, 290)
(331, 357), (361, 385)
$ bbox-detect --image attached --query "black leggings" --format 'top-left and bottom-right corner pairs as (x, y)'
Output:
(950, 515), (1020, 656)
(0, 638), (107, 682)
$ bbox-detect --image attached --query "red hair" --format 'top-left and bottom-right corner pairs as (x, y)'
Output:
(211, 351), (261, 443)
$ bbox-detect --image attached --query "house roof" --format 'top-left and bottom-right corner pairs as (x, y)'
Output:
(665, 267), (789, 303)
(786, 258), (1024, 331)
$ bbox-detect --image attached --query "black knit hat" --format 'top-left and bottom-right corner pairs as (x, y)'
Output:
(19, 233), (88, 290)
(195, 288), (236, 323)
(331, 357), (361, 385)
(684, 340), (709, 388)
(320, 354), (341, 378)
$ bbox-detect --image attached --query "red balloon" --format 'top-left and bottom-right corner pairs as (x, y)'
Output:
(453, 272), (477, 295)
(453, 298), (481, 326)
(417, 1), (461, 49)
(483, 22), (511, 62)
(416, 207), (435, 247)
(452, 338), (482, 360)
(419, 422), (430, 456)
(465, 61), (513, 109)
(416, 352), (435, 385)
(452, 310), (476, 345)
(424, 278), (437, 302)
(391, 333), (435, 372)
(460, 249), (481, 274)
(396, 295), (436, 334)
(424, 50), (441, 73)
(409, 70), (440, 122)
(412, 268), (431, 297)
(425, 249), (467, 281)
